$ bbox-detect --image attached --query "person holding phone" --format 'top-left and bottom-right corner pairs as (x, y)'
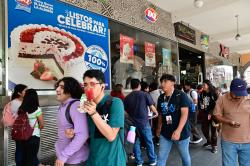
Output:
(214, 78), (250, 166)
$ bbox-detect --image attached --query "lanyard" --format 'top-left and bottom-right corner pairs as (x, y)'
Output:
(163, 91), (173, 114)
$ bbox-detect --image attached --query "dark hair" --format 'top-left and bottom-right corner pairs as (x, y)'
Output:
(55, 77), (82, 99)
(83, 69), (105, 83)
(113, 84), (123, 94)
(196, 84), (203, 90)
(184, 81), (192, 86)
(160, 74), (176, 83)
(149, 82), (158, 91)
(203, 79), (216, 95)
(140, 81), (149, 92)
(130, 79), (141, 89)
(11, 84), (27, 100)
(19, 89), (39, 114)
(175, 84), (183, 90)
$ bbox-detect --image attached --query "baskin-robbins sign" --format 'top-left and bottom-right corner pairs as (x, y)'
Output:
(8, 0), (110, 90)
(145, 7), (158, 23)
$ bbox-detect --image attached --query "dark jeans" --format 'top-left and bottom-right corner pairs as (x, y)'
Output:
(199, 111), (217, 147)
(15, 141), (24, 166)
(189, 112), (202, 140)
(16, 136), (40, 166)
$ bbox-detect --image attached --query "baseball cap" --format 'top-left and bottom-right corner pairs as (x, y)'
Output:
(230, 78), (248, 96)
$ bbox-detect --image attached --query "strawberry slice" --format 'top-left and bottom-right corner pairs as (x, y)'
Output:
(40, 71), (57, 81)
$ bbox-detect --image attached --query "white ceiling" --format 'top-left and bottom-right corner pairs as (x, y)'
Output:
(148, 0), (250, 54)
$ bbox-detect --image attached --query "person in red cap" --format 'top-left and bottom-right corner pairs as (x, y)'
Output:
(214, 78), (250, 166)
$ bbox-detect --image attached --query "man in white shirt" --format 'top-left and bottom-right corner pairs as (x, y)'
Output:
(184, 82), (203, 144)
(149, 82), (162, 145)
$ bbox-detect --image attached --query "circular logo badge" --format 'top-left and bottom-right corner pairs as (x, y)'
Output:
(84, 45), (108, 72)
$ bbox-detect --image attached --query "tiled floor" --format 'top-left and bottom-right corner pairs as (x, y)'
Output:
(127, 139), (222, 166)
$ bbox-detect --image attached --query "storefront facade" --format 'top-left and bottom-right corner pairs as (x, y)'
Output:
(0, 0), (240, 165)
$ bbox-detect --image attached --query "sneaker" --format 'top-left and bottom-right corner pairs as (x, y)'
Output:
(190, 137), (203, 144)
(137, 164), (143, 166)
(211, 146), (218, 153)
(149, 161), (157, 166)
(129, 153), (135, 160)
(203, 142), (211, 148)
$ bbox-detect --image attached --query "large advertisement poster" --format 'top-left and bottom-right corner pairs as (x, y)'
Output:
(8, 0), (110, 90)
(145, 42), (156, 67)
(162, 48), (172, 73)
(120, 34), (134, 64)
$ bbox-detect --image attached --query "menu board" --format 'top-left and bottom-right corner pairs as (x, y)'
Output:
(8, 0), (110, 90)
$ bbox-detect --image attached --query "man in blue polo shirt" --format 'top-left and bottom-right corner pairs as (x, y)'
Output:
(124, 79), (158, 166)
(157, 74), (191, 166)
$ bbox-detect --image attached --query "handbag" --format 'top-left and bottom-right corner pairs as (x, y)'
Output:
(11, 111), (37, 141)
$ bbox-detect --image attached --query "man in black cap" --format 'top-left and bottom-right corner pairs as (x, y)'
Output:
(214, 78), (250, 166)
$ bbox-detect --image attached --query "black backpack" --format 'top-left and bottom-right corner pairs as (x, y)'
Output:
(65, 99), (79, 128)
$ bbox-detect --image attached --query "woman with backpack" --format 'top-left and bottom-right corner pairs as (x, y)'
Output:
(17, 89), (44, 166)
(1, 84), (27, 166)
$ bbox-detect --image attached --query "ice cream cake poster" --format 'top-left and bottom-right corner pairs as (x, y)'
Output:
(120, 34), (134, 64)
(7, 0), (110, 90)
(145, 42), (156, 67)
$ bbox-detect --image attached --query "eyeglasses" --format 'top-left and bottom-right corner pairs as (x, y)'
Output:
(83, 82), (102, 88)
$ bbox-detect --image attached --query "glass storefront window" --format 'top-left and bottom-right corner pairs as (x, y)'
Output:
(109, 20), (178, 89)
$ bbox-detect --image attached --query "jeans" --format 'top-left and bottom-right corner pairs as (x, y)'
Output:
(189, 112), (201, 140)
(15, 141), (24, 166)
(133, 122), (157, 165)
(221, 139), (250, 166)
(200, 111), (217, 146)
(157, 135), (191, 166)
(16, 136), (40, 166)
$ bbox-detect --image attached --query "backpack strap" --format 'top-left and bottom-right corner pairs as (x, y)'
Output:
(96, 95), (113, 114)
(190, 90), (194, 100)
(65, 99), (80, 128)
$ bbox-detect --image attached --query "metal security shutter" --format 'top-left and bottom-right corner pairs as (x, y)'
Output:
(39, 106), (59, 164)
(5, 106), (59, 166)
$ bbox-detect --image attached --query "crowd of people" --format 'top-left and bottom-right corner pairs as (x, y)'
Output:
(1, 70), (250, 166)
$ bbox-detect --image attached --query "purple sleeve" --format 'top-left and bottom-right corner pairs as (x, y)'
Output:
(58, 102), (89, 162)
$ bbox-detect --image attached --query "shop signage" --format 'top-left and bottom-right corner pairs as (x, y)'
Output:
(145, 8), (158, 23)
(174, 22), (196, 44)
(120, 34), (134, 64)
(8, 0), (110, 90)
(201, 34), (209, 49)
(145, 42), (156, 67)
(219, 44), (229, 59)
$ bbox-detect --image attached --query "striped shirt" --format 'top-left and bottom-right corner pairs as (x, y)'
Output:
(27, 107), (42, 137)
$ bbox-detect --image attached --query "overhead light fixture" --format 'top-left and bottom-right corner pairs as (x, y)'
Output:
(194, 0), (204, 8)
(235, 15), (241, 40)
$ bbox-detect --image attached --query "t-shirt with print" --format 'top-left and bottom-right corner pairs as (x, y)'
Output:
(157, 89), (190, 140)
(124, 91), (154, 128)
(86, 95), (126, 166)
(27, 107), (42, 137)
(198, 91), (217, 114)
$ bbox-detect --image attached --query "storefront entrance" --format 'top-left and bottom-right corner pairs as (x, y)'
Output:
(179, 45), (205, 87)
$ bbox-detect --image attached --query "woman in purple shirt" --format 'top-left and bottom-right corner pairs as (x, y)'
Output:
(55, 77), (89, 166)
